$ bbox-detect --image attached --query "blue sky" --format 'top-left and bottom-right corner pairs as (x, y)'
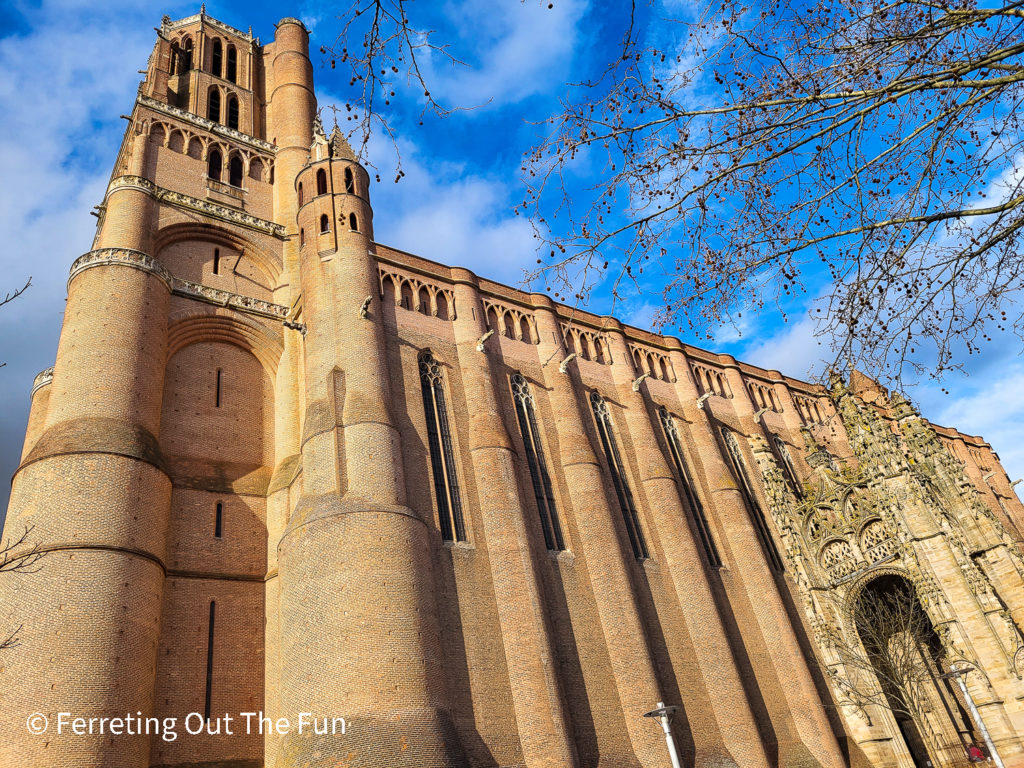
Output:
(1, 0), (1021, 519)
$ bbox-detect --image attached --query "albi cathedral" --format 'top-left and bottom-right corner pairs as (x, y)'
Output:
(2, 10), (1023, 768)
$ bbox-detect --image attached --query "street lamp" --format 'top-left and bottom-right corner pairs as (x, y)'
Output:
(643, 701), (682, 768)
(939, 665), (1005, 768)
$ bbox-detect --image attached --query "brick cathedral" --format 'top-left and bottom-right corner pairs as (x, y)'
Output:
(2, 10), (1024, 768)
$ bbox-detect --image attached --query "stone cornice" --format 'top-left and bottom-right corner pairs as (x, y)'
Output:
(137, 95), (276, 155)
(106, 175), (286, 238)
(164, 12), (255, 43)
(32, 366), (54, 395)
(69, 248), (173, 291)
(68, 248), (289, 321)
(171, 278), (288, 319)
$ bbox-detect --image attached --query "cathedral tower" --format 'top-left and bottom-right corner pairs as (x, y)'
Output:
(2, 9), (1024, 768)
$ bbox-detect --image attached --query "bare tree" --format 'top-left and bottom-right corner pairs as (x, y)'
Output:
(323, 0), (1024, 385)
(0, 277), (31, 369)
(0, 525), (46, 652)
(820, 583), (969, 761)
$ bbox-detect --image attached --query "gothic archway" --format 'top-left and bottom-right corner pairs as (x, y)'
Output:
(854, 574), (978, 768)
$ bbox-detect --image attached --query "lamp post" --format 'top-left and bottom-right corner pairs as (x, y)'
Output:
(940, 665), (1004, 768)
(643, 701), (682, 768)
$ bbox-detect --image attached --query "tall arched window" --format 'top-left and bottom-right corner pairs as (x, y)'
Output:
(659, 407), (721, 567)
(512, 374), (564, 551)
(419, 351), (466, 542)
(207, 149), (222, 181)
(226, 45), (237, 83)
(722, 428), (784, 572)
(227, 96), (239, 130)
(228, 155), (243, 188)
(772, 435), (803, 498)
(211, 39), (223, 77)
(590, 391), (648, 559)
(344, 167), (354, 193)
(182, 38), (193, 71)
(316, 168), (327, 195)
(319, 214), (329, 233)
(207, 88), (220, 123)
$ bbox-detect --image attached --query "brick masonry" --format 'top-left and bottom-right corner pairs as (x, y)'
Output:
(2, 10), (1024, 768)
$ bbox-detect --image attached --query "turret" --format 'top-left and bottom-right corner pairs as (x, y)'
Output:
(274, 97), (465, 768)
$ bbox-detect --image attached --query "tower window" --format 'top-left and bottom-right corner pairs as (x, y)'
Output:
(349, 213), (358, 231)
(182, 38), (193, 71)
(512, 373), (565, 551)
(319, 214), (329, 233)
(590, 391), (648, 559)
(344, 167), (354, 193)
(316, 168), (327, 196)
(300, 229), (305, 246)
(211, 39), (222, 78)
(228, 155), (243, 188)
(207, 88), (220, 123)
(722, 428), (785, 572)
(207, 149), (222, 181)
(659, 407), (721, 567)
(204, 600), (216, 722)
(215, 368), (223, 407)
(213, 248), (220, 275)
(419, 351), (466, 542)
(215, 502), (223, 538)
(226, 45), (237, 83)
(227, 96), (239, 130)
(298, 182), (303, 206)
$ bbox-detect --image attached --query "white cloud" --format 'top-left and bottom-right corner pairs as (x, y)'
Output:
(419, 0), (587, 108)
(341, 119), (541, 286)
(921, 363), (1024, 495)
(0, 1), (192, 520)
(737, 314), (830, 380)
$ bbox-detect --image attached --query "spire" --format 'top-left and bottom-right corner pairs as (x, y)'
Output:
(328, 125), (356, 161)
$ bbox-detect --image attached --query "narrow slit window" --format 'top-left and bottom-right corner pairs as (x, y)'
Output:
(215, 369), (222, 408)
(659, 407), (721, 567)
(344, 167), (354, 193)
(722, 428), (785, 572)
(213, 248), (220, 275)
(207, 150), (222, 181)
(211, 39), (222, 77)
(207, 88), (220, 123)
(228, 155), (243, 188)
(316, 168), (327, 195)
(215, 502), (223, 538)
(349, 213), (358, 231)
(297, 182), (303, 206)
(227, 96), (239, 130)
(226, 45), (237, 83)
(590, 391), (648, 559)
(204, 600), (216, 722)
(419, 351), (466, 542)
(511, 373), (565, 551)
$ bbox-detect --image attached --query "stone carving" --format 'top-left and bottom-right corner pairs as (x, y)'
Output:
(171, 278), (288, 319)
(138, 95), (277, 154)
(31, 366), (54, 395)
(69, 247), (173, 291)
(107, 175), (286, 238)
